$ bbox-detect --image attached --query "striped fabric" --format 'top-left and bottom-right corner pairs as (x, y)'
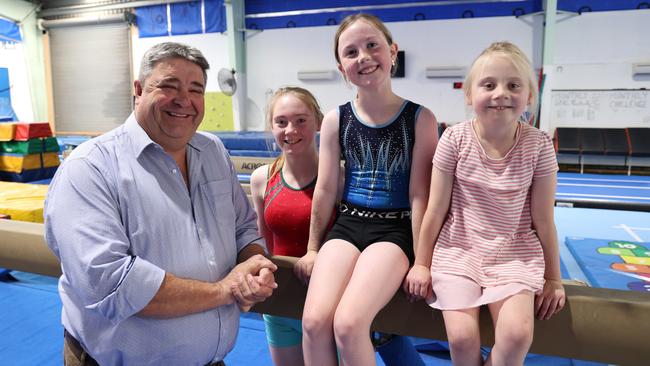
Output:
(430, 120), (558, 291)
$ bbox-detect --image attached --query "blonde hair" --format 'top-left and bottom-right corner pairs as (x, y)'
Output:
(463, 41), (538, 122)
(265, 87), (324, 179)
(334, 13), (398, 76)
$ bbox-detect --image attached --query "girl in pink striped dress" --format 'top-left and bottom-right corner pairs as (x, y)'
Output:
(405, 41), (566, 365)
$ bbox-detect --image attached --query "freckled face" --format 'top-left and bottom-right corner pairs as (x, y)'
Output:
(271, 94), (319, 155)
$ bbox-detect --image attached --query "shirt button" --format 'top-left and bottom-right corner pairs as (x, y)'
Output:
(209, 260), (216, 266)
(171, 169), (177, 174)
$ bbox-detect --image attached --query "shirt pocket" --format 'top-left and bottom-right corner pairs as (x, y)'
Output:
(201, 180), (237, 266)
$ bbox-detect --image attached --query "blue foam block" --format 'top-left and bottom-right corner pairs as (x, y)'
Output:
(565, 236), (650, 292)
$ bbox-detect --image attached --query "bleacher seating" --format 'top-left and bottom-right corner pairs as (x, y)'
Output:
(554, 127), (581, 166)
(627, 128), (650, 173)
(554, 127), (650, 175)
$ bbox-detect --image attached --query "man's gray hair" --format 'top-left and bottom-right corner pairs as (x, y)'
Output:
(139, 42), (210, 84)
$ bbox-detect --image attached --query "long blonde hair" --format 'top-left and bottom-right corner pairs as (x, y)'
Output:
(463, 41), (539, 122)
(265, 87), (324, 179)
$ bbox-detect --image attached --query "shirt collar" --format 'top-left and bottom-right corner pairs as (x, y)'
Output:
(125, 112), (206, 157)
(125, 113), (156, 157)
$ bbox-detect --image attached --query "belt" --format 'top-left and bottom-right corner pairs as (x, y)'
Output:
(64, 329), (226, 366)
(64, 329), (99, 365)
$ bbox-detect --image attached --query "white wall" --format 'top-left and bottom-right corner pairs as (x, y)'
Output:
(554, 10), (649, 89)
(0, 42), (34, 121)
(131, 9), (650, 132)
(543, 10), (650, 130)
(246, 15), (542, 130)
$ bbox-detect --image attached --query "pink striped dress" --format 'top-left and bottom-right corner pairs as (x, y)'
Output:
(428, 120), (558, 310)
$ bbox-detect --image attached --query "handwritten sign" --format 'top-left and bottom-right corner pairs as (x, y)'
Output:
(551, 89), (650, 127)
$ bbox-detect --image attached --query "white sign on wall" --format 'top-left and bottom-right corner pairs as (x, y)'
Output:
(551, 89), (650, 127)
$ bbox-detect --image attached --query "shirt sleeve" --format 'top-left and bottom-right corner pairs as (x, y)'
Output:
(432, 127), (458, 175)
(44, 157), (165, 324)
(533, 131), (559, 178)
(221, 145), (266, 254)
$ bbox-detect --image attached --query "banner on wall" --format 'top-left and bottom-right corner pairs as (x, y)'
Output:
(136, 0), (226, 38)
(0, 68), (18, 122)
(0, 17), (22, 43)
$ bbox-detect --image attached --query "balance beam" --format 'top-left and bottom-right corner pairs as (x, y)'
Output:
(254, 257), (649, 365)
(0, 219), (61, 277)
(1, 220), (648, 365)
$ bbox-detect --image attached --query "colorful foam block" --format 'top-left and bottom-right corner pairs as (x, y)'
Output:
(0, 166), (57, 183)
(0, 137), (60, 154)
(13, 122), (52, 141)
(0, 152), (60, 173)
(0, 181), (49, 223)
(0, 123), (15, 141)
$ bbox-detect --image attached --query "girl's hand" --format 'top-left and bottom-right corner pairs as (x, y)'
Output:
(403, 264), (432, 302)
(294, 250), (318, 285)
(535, 279), (566, 320)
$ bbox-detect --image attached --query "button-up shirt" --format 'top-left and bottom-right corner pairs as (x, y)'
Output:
(45, 113), (262, 365)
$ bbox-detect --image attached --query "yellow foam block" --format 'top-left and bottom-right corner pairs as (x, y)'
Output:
(621, 256), (650, 266)
(42, 152), (60, 168)
(0, 123), (16, 141)
(0, 154), (42, 173)
(0, 182), (48, 223)
(0, 152), (60, 173)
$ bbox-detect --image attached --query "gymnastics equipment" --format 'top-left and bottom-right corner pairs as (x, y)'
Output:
(2, 221), (650, 364)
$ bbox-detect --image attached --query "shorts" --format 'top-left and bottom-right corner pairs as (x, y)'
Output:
(427, 272), (536, 310)
(263, 314), (302, 348)
(324, 202), (414, 265)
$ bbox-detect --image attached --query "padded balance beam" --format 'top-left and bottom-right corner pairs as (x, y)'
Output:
(2, 221), (649, 365)
(254, 256), (650, 366)
(0, 219), (61, 277)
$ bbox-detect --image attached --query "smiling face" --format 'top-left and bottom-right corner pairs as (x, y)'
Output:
(270, 94), (319, 155)
(336, 19), (397, 89)
(134, 57), (205, 152)
(469, 54), (531, 127)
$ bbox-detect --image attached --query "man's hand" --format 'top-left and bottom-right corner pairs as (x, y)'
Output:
(223, 255), (277, 311)
(294, 249), (318, 285)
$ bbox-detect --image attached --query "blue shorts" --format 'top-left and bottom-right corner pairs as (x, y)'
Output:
(263, 314), (303, 347)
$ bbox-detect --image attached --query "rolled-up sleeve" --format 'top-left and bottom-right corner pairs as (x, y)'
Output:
(45, 157), (165, 324)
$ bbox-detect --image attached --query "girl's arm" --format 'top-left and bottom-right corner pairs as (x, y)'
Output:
(250, 164), (273, 254)
(408, 107), (438, 258)
(307, 109), (341, 250)
(295, 110), (341, 284)
(404, 166), (454, 299)
(531, 173), (566, 320)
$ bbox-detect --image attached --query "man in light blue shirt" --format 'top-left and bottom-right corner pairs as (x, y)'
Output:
(45, 42), (277, 366)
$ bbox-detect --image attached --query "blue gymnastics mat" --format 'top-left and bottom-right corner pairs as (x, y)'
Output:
(565, 237), (650, 292)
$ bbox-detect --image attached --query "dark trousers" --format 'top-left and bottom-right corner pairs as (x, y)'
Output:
(63, 329), (226, 366)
